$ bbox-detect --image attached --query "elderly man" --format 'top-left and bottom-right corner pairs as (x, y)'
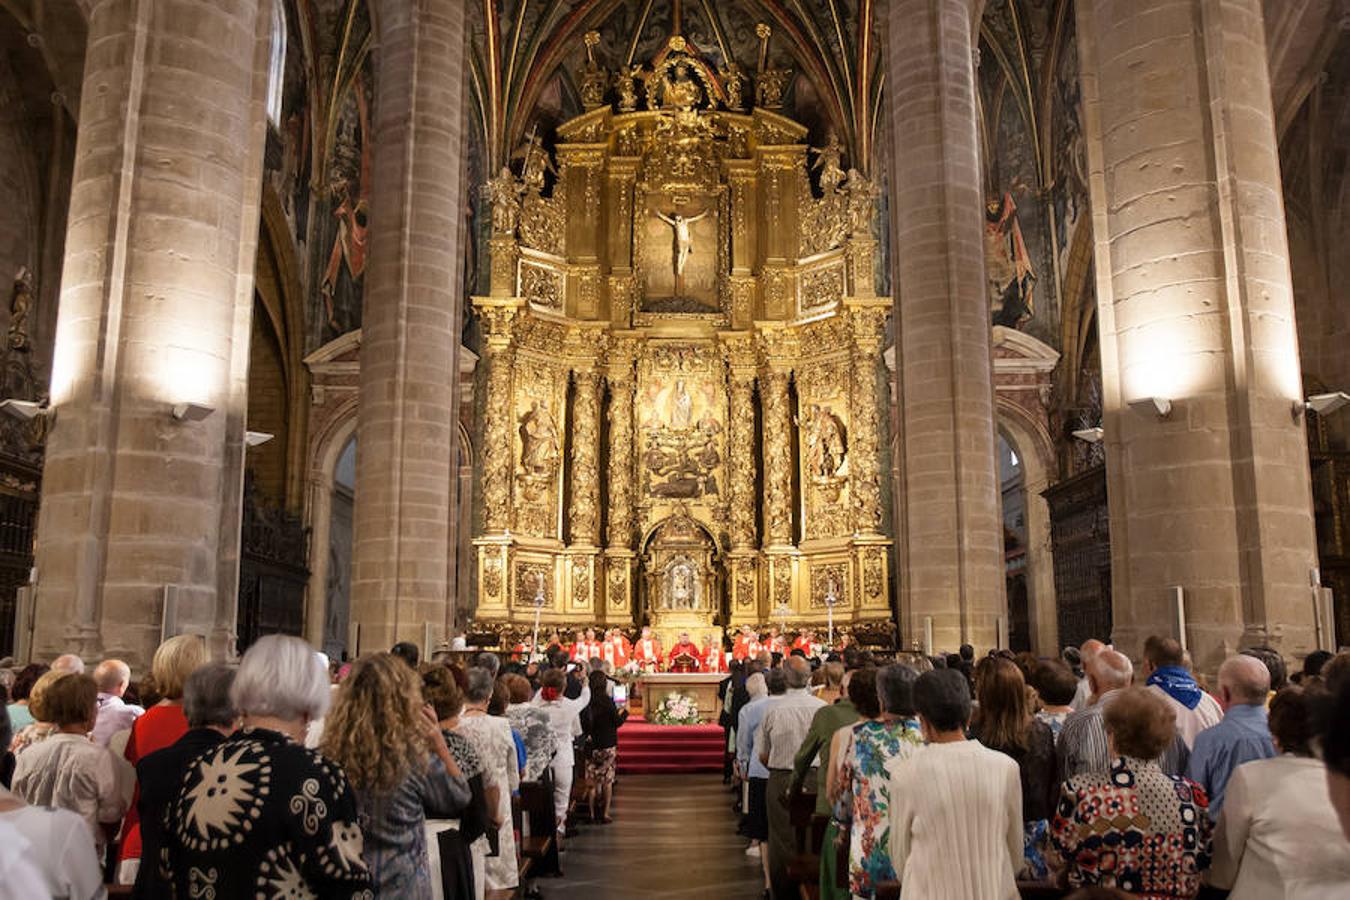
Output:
(1143, 635), (1222, 748)
(1186, 654), (1276, 819)
(91, 659), (143, 747)
(50, 653), (84, 675)
(1069, 639), (1107, 710)
(1058, 649), (1189, 777)
(758, 656), (825, 899)
(738, 670), (779, 878)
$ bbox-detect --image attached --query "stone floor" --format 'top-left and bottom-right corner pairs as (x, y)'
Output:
(539, 773), (767, 899)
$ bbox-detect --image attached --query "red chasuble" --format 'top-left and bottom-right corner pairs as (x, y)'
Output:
(667, 641), (703, 671)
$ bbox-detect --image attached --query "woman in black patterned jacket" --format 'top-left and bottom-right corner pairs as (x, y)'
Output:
(163, 635), (373, 899)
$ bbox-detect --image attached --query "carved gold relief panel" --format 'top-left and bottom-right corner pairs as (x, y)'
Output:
(511, 353), (567, 539)
(635, 343), (727, 519)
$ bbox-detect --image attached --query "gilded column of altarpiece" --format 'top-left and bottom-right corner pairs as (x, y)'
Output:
(471, 37), (893, 647)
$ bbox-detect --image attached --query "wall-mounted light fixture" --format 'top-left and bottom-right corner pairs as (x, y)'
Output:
(1072, 427), (1104, 444)
(1129, 397), (1173, 419)
(244, 431), (274, 447)
(171, 402), (215, 423)
(1302, 391), (1350, 418)
(0, 399), (48, 422)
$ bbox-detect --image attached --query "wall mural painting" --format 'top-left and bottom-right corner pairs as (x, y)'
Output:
(1048, 7), (1089, 283)
(977, 0), (1062, 347)
(315, 66), (371, 343)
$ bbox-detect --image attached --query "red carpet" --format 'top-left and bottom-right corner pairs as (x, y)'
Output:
(616, 717), (726, 774)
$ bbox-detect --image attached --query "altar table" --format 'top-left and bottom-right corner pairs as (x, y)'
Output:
(637, 672), (727, 723)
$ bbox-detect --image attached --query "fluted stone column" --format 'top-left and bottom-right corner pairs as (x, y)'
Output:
(885, 0), (1005, 652)
(1077, 0), (1319, 664)
(569, 369), (603, 547)
(351, 0), (469, 653)
(32, 0), (271, 666)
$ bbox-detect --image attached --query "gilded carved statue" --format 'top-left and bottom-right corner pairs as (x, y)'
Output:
(805, 404), (848, 480)
(519, 399), (560, 478)
(656, 210), (709, 278)
(484, 167), (522, 235)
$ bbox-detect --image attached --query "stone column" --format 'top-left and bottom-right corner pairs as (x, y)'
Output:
(761, 369), (795, 548)
(568, 369), (603, 547)
(1076, 0), (1318, 664)
(885, 0), (1005, 652)
(32, 0), (271, 666)
(351, 0), (469, 653)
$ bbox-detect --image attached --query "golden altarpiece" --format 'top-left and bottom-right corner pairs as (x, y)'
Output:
(471, 36), (892, 647)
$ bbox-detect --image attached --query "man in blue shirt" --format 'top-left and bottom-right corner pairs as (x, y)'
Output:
(737, 667), (785, 883)
(1186, 654), (1276, 819)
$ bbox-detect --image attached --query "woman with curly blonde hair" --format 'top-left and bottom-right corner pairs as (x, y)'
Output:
(323, 652), (470, 899)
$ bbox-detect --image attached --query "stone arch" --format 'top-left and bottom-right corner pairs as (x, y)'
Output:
(302, 385), (358, 652)
(996, 395), (1058, 656)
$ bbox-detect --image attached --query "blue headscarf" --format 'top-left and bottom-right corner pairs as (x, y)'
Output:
(1146, 665), (1202, 710)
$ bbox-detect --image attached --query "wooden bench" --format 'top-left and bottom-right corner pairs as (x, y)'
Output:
(786, 789), (828, 900)
(519, 776), (562, 877)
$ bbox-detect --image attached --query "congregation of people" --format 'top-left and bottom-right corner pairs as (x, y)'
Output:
(0, 635), (632, 899)
(721, 637), (1350, 900)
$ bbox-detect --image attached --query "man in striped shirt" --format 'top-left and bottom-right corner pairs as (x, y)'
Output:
(1058, 649), (1189, 777)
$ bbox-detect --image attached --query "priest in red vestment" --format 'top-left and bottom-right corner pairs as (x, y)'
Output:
(600, 627), (629, 669)
(666, 631), (703, 671)
(633, 627), (663, 671)
(702, 633), (728, 673)
(732, 625), (758, 661)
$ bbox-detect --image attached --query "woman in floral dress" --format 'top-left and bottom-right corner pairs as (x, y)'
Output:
(454, 667), (520, 900)
(829, 664), (923, 899)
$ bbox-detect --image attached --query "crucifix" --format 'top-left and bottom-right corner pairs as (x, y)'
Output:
(656, 209), (708, 288)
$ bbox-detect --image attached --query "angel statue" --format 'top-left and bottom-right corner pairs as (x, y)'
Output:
(812, 134), (846, 196)
(655, 209), (709, 277)
(515, 131), (555, 194)
(483, 166), (522, 236)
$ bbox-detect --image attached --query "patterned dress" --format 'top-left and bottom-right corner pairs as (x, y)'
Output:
(839, 718), (923, 898)
(455, 713), (521, 892)
(163, 728), (373, 898)
(1050, 755), (1213, 899)
(505, 702), (559, 783)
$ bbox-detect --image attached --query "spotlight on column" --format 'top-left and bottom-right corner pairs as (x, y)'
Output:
(1071, 427), (1104, 444)
(1129, 397), (1173, 419)
(1306, 392), (1350, 417)
(245, 431), (274, 447)
(0, 399), (47, 421)
(171, 401), (215, 423)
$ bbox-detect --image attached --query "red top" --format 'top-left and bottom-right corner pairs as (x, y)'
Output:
(119, 702), (190, 861)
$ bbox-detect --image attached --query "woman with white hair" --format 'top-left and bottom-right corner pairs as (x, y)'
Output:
(453, 666), (519, 900)
(161, 635), (372, 897)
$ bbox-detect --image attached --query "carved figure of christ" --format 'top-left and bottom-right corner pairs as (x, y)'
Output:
(655, 209), (709, 282)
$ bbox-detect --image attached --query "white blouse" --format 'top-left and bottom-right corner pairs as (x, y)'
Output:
(888, 740), (1023, 900)
(11, 733), (132, 848)
(1209, 754), (1350, 899)
(0, 803), (106, 899)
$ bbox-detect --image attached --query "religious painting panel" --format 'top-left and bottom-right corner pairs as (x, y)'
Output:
(635, 343), (727, 511)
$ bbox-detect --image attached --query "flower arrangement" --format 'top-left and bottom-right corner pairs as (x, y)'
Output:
(650, 691), (700, 725)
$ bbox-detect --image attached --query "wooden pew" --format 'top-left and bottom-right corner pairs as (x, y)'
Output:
(785, 789), (826, 900)
(519, 776), (562, 877)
